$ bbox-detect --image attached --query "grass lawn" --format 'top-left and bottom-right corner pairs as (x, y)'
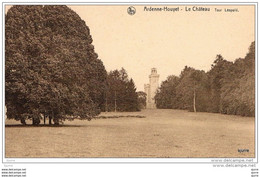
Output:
(5, 109), (255, 158)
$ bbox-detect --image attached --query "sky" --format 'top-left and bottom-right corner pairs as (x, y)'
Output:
(68, 5), (255, 91)
(6, 5), (255, 91)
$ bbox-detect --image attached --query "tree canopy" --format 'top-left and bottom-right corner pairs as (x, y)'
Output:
(5, 5), (107, 124)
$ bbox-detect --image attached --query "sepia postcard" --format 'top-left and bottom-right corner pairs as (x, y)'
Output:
(2, 3), (257, 166)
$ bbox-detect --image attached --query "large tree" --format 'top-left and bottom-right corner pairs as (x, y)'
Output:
(5, 5), (107, 125)
(155, 75), (179, 109)
(218, 42), (255, 116)
(207, 55), (233, 113)
(175, 66), (209, 112)
(105, 68), (140, 112)
(137, 91), (146, 109)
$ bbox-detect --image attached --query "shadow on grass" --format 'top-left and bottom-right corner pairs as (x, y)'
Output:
(5, 124), (87, 128)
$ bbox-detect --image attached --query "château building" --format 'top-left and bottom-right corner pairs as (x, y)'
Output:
(144, 68), (159, 109)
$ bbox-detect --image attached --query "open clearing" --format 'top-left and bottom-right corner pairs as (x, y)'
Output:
(5, 109), (255, 158)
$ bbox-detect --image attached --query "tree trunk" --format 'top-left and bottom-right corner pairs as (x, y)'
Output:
(32, 116), (40, 125)
(54, 117), (59, 125)
(20, 118), (26, 125)
(105, 94), (108, 112)
(114, 91), (117, 112)
(52, 111), (59, 125)
(49, 115), (52, 125)
(193, 89), (196, 113)
(43, 113), (46, 125)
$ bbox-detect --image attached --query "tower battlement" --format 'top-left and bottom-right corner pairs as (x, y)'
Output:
(144, 84), (150, 88)
(151, 68), (157, 74)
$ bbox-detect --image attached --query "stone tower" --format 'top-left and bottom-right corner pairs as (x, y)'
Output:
(144, 68), (159, 109)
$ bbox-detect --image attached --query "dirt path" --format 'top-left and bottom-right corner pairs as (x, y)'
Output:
(5, 109), (255, 158)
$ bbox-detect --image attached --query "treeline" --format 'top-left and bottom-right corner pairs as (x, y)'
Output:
(155, 41), (255, 117)
(103, 68), (142, 112)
